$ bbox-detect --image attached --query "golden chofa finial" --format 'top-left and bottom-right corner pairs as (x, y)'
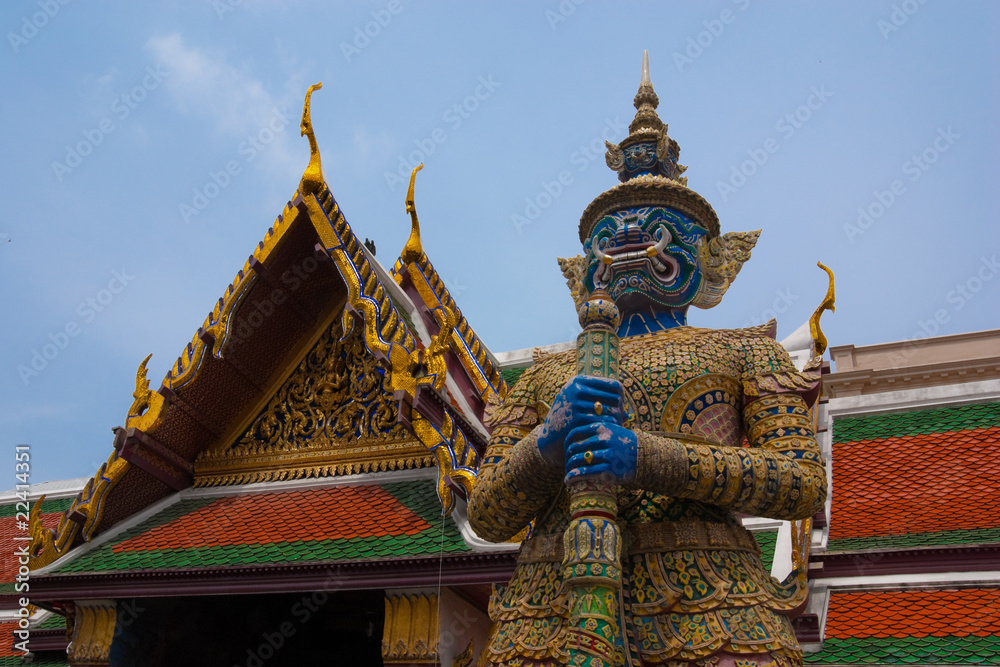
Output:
(401, 163), (425, 264)
(632, 50), (663, 134)
(299, 82), (324, 195)
(810, 262), (836, 356)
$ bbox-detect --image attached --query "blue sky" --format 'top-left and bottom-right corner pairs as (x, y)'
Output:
(1, 1), (997, 484)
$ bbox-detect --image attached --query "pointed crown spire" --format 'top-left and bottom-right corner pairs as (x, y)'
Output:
(579, 52), (720, 243)
(631, 50), (663, 134)
(603, 51), (686, 185)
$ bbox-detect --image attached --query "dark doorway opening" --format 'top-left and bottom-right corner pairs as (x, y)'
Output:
(110, 589), (384, 666)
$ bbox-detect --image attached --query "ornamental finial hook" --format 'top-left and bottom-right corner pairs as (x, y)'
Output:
(401, 163), (425, 264)
(299, 82), (324, 195)
(810, 262), (836, 356)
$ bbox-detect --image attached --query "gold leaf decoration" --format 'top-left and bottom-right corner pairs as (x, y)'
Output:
(230, 320), (409, 452)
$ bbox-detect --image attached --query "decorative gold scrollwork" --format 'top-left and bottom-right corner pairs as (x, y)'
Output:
(66, 600), (116, 667)
(382, 593), (440, 664)
(230, 321), (409, 450)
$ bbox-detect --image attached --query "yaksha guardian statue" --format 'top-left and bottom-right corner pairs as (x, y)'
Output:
(469, 53), (828, 667)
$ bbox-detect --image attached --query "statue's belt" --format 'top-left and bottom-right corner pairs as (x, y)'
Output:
(517, 521), (761, 564)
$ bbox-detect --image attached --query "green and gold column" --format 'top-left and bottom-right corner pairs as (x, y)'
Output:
(562, 289), (624, 667)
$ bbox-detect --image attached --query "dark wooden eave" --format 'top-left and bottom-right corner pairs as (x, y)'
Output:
(811, 543), (1000, 579)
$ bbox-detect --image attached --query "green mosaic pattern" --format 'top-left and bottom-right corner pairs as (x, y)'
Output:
(500, 366), (528, 388)
(833, 402), (1000, 444)
(753, 529), (778, 568)
(828, 526), (1000, 552)
(0, 497), (74, 519)
(51, 480), (469, 574)
(805, 635), (1000, 664)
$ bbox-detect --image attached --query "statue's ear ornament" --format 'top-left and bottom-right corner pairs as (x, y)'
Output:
(605, 141), (624, 172)
(558, 255), (589, 308)
(691, 229), (761, 309)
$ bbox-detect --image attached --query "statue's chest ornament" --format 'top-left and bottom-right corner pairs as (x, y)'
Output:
(659, 373), (743, 448)
(620, 367), (656, 431)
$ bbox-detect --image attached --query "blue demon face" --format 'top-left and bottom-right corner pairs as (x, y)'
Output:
(583, 207), (706, 311)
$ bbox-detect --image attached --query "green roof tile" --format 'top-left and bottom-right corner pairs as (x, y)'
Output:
(0, 656), (69, 666)
(0, 496), (74, 519)
(49, 480), (469, 575)
(805, 635), (1000, 664)
(828, 526), (1000, 552)
(35, 615), (66, 630)
(752, 529), (778, 568)
(833, 402), (1000, 444)
(500, 366), (528, 387)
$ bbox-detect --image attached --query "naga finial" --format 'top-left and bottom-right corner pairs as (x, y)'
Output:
(810, 262), (836, 356)
(127, 353), (154, 417)
(299, 82), (324, 195)
(401, 163), (425, 264)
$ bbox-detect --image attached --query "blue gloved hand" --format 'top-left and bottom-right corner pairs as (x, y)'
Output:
(564, 420), (638, 484)
(536, 376), (624, 468)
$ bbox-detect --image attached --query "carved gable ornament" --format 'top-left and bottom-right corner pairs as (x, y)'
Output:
(194, 320), (432, 486)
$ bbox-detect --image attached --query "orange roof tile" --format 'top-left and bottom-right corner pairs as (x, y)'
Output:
(825, 588), (1000, 639)
(830, 426), (1000, 541)
(0, 621), (15, 658)
(0, 511), (62, 586)
(112, 485), (430, 553)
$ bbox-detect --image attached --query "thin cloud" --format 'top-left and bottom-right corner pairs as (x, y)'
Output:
(145, 33), (300, 173)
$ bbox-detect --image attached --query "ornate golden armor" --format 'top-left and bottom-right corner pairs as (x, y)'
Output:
(469, 326), (826, 666)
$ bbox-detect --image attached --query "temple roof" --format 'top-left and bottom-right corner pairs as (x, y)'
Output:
(28, 470), (520, 601)
(0, 495), (75, 595)
(827, 402), (1000, 552)
(805, 588), (1000, 665)
(43, 471), (470, 576)
(27, 84), (503, 574)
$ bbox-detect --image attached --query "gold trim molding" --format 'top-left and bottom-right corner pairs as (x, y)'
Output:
(67, 600), (116, 667)
(383, 593), (440, 665)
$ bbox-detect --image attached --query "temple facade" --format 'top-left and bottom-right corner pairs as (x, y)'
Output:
(0, 66), (998, 667)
